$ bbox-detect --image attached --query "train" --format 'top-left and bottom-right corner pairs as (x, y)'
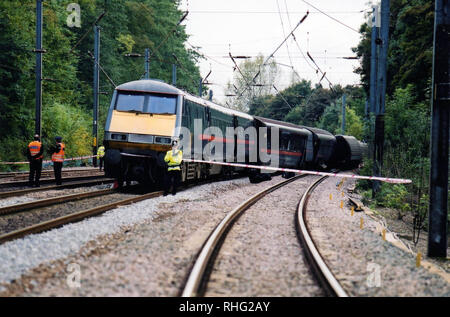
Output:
(103, 79), (367, 186)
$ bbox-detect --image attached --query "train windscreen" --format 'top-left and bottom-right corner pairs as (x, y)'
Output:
(116, 93), (145, 112)
(116, 92), (177, 114)
(148, 94), (176, 114)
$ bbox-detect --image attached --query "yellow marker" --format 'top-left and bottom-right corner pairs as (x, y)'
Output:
(416, 252), (422, 267)
(340, 200), (344, 209)
(341, 191), (345, 197)
(382, 229), (386, 241)
(329, 194), (333, 200)
(351, 206), (354, 216)
(360, 217), (364, 229)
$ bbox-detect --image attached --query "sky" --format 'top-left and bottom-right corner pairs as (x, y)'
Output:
(177, 0), (374, 103)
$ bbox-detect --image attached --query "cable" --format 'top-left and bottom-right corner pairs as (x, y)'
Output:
(276, 0), (294, 71)
(300, 0), (360, 34)
(273, 85), (293, 109)
(236, 12), (310, 100)
(87, 50), (116, 87)
(69, 11), (106, 55)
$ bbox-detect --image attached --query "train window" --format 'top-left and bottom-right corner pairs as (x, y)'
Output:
(289, 138), (304, 152)
(147, 94), (177, 114)
(280, 134), (289, 151)
(116, 93), (145, 112)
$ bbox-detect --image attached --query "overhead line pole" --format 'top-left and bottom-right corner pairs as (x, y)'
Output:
(372, 0), (389, 197)
(342, 93), (346, 134)
(92, 25), (100, 167)
(369, 5), (379, 114)
(369, 5), (379, 163)
(34, 0), (44, 136)
(145, 48), (150, 79)
(428, 0), (449, 258)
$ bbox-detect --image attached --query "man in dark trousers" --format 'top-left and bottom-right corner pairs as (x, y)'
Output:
(50, 136), (65, 185)
(27, 134), (44, 187)
(163, 139), (183, 196)
(97, 141), (106, 171)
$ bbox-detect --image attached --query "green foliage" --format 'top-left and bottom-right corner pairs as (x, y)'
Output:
(353, 0), (433, 102)
(116, 34), (135, 54)
(42, 102), (91, 158)
(0, 0), (201, 168)
(383, 85), (430, 184)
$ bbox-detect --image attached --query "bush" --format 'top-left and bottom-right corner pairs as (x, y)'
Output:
(42, 102), (92, 159)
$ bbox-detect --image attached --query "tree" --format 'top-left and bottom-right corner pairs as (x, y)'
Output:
(0, 0), (202, 168)
(353, 0), (434, 102)
(225, 54), (280, 112)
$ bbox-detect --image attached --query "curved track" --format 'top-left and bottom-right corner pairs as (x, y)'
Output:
(180, 175), (348, 297)
(295, 176), (348, 297)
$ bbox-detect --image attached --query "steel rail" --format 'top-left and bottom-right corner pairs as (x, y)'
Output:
(0, 191), (163, 244)
(0, 178), (114, 199)
(181, 175), (303, 297)
(0, 188), (116, 216)
(0, 167), (100, 178)
(0, 175), (108, 188)
(295, 176), (348, 297)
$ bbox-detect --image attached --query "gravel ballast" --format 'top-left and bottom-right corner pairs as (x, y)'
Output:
(0, 173), (448, 296)
(305, 176), (449, 296)
(0, 176), (269, 295)
(204, 176), (324, 296)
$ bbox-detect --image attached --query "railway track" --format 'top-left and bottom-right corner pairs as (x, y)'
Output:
(0, 174), (246, 245)
(180, 175), (348, 297)
(0, 167), (102, 181)
(0, 175), (109, 191)
(0, 178), (114, 199)
(295, 176), (348, 297)
(0, 188), (163, 244)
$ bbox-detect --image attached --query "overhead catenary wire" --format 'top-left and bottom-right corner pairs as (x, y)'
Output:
(87, 50), (116, 88)
(273, 84), (293, 109)
(68, 11), (107, 55)
(276, 0), (295, 74)
(147, 8), (189, 61)
(306, 51), (334, 91)
(236, 11), (310, 100)
(300, 0), (360, 34)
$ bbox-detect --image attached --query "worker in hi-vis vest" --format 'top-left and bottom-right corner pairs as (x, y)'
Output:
(50, 136), (65, 185)
(27, 134), (44, 187)
(163, 139), (183, 196)
(97, 141), (106, 171)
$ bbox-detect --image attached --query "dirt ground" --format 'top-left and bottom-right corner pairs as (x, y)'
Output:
(357, 197), (449, 272)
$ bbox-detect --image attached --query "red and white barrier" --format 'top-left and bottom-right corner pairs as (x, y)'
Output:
(183, 158), (412, 184)
(0, 155), (96, 165)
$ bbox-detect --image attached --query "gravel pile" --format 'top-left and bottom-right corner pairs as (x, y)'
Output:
(306, 176), (450, 296)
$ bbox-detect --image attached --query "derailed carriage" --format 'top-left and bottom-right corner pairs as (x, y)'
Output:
(103, 79), (366, 186)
